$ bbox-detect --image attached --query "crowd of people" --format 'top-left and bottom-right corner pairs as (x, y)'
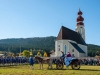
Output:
(0, 52), (100, 68)
(0, 56), (29, 66)
(79, 58), (100, 66)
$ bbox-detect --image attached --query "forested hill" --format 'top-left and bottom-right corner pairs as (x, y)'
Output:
(0, 36), (100, 57)
(0, 36), (56, 53)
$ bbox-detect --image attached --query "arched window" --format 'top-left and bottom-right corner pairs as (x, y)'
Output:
(58, 45), (60, 51)
(64, 45), (67, 54)
(72, 49), (74, 52)
(72, 54), (75, 57)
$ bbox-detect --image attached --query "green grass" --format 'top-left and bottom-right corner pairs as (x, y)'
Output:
(0, 64), (100, 75)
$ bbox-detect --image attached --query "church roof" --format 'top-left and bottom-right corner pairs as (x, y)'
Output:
(69, 42), (85, 53)
(56, 26), (86, 45)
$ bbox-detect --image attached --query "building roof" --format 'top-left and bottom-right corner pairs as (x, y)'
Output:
(69, 42), (85, 53)
(56, 26), (86, 45)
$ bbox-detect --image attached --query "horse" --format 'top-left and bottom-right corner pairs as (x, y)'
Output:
(34, 56), (53, 69)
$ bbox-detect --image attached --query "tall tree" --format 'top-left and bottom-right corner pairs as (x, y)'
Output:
(22, 50), (30, 57)
(43, 51), (47, 57)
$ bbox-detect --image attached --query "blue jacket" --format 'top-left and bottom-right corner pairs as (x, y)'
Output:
(29, 57), (34, 65)
(61, 53), (65, 58)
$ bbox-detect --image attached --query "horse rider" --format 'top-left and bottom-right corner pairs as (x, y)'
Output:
(29, 56), (34, 69)
(60, 51), (65, 62)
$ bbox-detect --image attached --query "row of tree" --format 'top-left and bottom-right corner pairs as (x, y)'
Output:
(0, 36), (100, 57)
(21, 50), (47, 57)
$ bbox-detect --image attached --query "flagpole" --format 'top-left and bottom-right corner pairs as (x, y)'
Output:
(20, 46), (21, 54)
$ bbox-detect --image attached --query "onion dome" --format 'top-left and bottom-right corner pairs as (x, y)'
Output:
(76, 8), (84, 26)
(78, 9), (83, 15)
(77, 15), (84, 22)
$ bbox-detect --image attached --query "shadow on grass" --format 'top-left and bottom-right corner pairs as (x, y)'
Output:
(47, 68), (68, 70)
(79, 69), (100, 71)
(0, 65), (24, 69)
(47, 68), (100, 71)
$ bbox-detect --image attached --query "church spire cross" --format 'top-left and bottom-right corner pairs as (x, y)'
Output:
(78, 8), (82, 15)
(79, 7), (80, 11)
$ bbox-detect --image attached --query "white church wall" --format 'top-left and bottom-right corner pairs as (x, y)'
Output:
(55, 40), (63, 57)
(55, 40), (87, 57)
(55, 41), (57, 56)
(78, 44), (87, 57)
(68, 42), (79, 57)
(55, 40), (70, 57)
(62, 40), (68, 54)
(68, 41), (86, 57)
(61, 40), (75, 55)
(79, 53), (85, 57)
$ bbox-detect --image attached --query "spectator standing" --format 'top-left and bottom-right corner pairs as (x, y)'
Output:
(29, 56), (34, 69)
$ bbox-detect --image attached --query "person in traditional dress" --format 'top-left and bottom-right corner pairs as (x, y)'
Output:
(64, 52), (72, 69)
(66, 52), (72, 62)
(29, 56), (34, 69)
(60, 51), (65, 62)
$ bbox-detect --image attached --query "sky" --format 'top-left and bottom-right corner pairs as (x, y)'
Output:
(0, 0), (100, 45)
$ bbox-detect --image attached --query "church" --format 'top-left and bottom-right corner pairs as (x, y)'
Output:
(51, 9), (87, 57)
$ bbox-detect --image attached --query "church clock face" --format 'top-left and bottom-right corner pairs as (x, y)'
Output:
(80, 27), (83, 28)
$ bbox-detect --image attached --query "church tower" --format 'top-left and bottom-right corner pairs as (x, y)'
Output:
(75, 9), (85, 41)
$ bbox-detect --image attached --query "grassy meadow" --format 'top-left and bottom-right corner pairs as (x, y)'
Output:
(0, 64), (100, 75)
